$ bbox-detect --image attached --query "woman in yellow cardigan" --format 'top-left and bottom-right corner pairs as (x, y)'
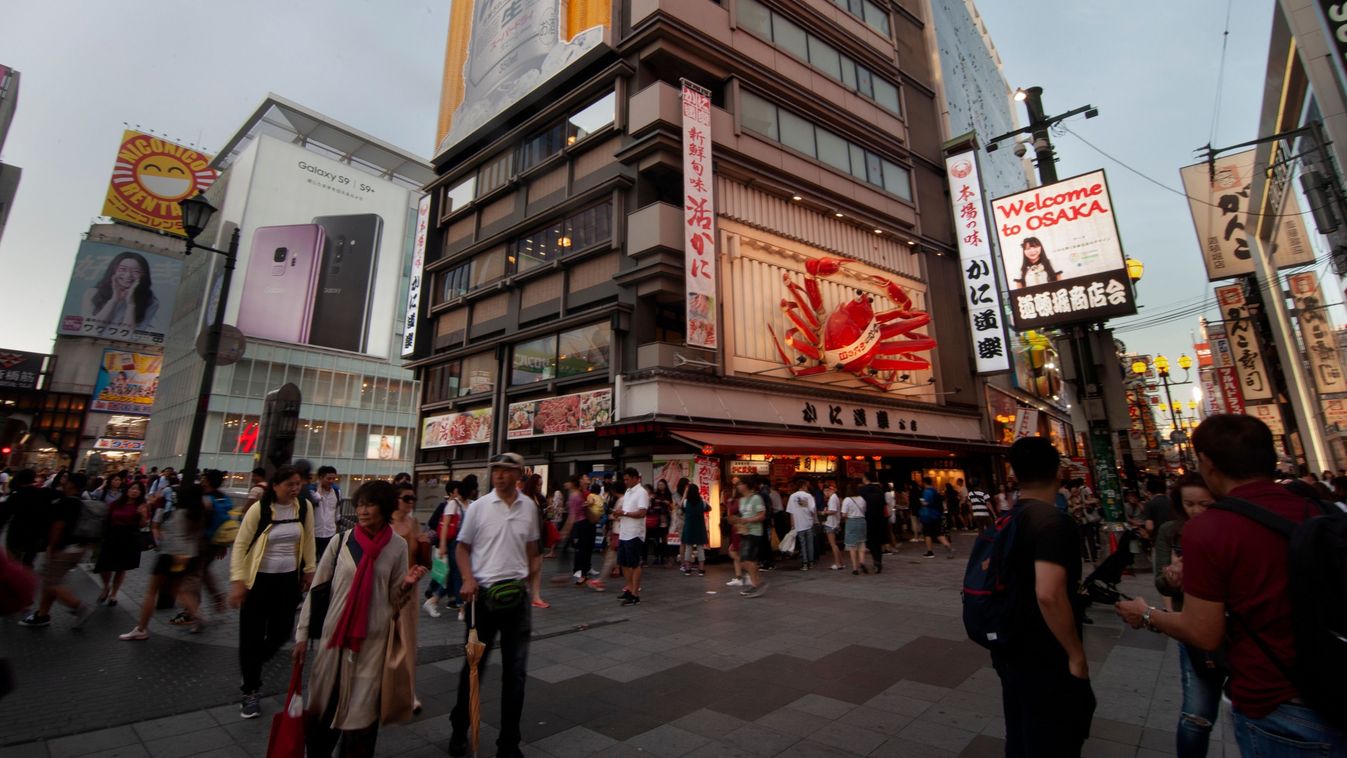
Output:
(229, 464), (317, 720)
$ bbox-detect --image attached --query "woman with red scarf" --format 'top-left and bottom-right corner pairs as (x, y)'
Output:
(294, 480), (426, 757)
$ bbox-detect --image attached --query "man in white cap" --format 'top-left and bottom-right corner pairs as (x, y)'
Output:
(449, 452), (539, 758)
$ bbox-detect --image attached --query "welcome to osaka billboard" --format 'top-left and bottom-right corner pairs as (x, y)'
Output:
(990, 169), (1136, 331)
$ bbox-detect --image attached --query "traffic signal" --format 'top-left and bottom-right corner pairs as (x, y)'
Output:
(258, 383), (302, 477)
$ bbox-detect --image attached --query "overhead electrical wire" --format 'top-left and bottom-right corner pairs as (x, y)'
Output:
(1209, 0), (1234, 147)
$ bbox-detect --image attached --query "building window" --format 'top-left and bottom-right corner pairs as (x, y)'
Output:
(557, 323), (611, 378)
(512, 335), (558, 385)
(567, 92), (616, 145)
(831, 0), (890, 35)
(424, 362), (462, 404)
(444, 176), (476, 214)
(740, 91), (913, 201)
(460, 352), (495, 396)
(741, 91), (779, 140)
(509, 201), (613, 274)
(519, 91), (617, 172)
(738, 0), (901, 116)
(477, 150), (513, 196)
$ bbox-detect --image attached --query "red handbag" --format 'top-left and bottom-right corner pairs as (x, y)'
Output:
(0, 549), (36, 616)
(266, 659), (306, 758)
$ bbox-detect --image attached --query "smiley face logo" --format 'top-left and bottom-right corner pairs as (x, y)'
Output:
(104, 130), (218, 233)
(136, 155), (193, 200)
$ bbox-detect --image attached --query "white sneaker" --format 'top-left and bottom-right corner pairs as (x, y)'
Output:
(587, 569), (601, 577)
(119, 626), (149, 641)
(725, 578), (744, 587)
(457, 608), (465, 621)
(572, 570), (582, 580)
(831, 564), (843, 570)
(422, 599), (442, 618)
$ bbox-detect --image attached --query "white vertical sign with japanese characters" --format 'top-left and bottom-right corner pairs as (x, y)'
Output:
(1288, 272), (1346, 395)
(682, 79), (718, 349)
(1213, 284), (1275, 402)
(945, 149), (1010, 373)
(401, 193), (432, 358)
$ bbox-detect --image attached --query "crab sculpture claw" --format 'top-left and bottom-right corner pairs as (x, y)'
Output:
(806, 257), (854, 278)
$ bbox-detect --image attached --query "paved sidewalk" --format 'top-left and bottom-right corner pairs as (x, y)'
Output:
(3, 537), (1240, 757)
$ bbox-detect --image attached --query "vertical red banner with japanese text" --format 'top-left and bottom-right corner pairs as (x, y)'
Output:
(1213, 284), (1274, 402)
(682, 79), (718, 349)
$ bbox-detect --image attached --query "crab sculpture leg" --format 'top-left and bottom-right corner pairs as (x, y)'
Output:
(857, 275), (937, 390)
(768, 258), (855, 375)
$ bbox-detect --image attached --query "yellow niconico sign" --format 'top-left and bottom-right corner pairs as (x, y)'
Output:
(101, 130), (218, 236)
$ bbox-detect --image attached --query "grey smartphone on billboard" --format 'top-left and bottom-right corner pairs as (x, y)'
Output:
(309, 214), (382, 353)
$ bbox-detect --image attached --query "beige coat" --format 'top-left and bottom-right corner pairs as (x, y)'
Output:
(297, 529), (410, 731)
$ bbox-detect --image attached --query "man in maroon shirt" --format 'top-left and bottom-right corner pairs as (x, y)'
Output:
(1116, 414), (1345, 755)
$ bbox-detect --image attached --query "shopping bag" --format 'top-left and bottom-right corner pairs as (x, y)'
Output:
(266, 660), (306, 758)
(380, 614), (416, 724)
(779, 529), (797, 555)
(430, 554), (450, 586)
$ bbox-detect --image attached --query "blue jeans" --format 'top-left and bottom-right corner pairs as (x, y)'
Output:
(798, 527), (816, 564)
(1233, 702), (1347, 757)
(1177, 645), (1223, 757)
(425, 539), (463, 605)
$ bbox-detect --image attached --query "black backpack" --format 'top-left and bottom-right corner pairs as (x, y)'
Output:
(247, 496), (312, 553)
(962, 511), (1020, 652)
(1211, 493), (1347, 728)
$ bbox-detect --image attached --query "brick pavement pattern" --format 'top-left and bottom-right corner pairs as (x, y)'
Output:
(2, 536), (1242, 757)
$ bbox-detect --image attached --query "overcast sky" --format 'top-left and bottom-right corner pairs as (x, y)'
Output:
(0, 0), (1316, 401)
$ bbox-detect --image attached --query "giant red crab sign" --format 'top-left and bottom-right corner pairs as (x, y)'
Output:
(767, 257), (936, 391)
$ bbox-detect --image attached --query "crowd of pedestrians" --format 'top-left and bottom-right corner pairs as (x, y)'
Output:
(4, 413), (1346, 757)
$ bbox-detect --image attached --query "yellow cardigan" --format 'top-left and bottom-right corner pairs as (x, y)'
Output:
(229, 497), (317, 587)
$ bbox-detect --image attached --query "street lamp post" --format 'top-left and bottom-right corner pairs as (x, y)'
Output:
(1155, 354), (1193, 469)
(177, 193), (239, 481)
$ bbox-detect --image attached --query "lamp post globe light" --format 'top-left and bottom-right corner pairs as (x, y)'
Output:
(177, 193), (241, 481)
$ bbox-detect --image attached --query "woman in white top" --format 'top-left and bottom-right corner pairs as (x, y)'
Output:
(228, 465), (317, 720)
(840, 482), (870, 575)
(822, 484), (844, 570)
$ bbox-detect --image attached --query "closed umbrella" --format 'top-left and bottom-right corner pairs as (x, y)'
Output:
(465, 600), (486, 755)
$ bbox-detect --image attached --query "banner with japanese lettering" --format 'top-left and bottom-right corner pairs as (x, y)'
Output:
(1324, 397), (1347, 431)
(682, 79), (718, 349)
(1199, 368), (1225, 415)
(1214, 284), (1274, 402)
(401, 194), (432, 358)
(1179, 150), (1317, 281)
(1013, 407), (1039, 439)
(990, 170), (1136, 330)
(1288, 272), (1347, 395)
(945, 149), (1010, 373)
(1247, 403), (1285, 435)
(0, 350), (46, 390)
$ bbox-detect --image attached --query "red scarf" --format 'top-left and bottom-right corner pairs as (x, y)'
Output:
(327, 524), (393, 652)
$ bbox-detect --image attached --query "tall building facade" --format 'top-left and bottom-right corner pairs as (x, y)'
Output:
(924, 0), (1077, 458)
(143, 97), (434, 493)
(407, 0), (1004, 517)
(1244, 1), (1347, 469)
(0, 64), (21, 246)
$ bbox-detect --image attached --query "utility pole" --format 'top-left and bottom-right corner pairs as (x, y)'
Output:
(989, 87), (1124, 520)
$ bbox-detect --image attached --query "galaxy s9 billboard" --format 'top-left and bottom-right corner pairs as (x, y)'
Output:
(219, 135), (412, 358)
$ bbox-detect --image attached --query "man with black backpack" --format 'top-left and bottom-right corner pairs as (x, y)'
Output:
(973, 436), (1093, 757)
(1116, 414), (1347, 755)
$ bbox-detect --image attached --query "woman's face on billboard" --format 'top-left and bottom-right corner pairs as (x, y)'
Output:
(113, 258), (144, 289)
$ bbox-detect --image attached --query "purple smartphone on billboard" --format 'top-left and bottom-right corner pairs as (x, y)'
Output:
(237, 224), (325, 343)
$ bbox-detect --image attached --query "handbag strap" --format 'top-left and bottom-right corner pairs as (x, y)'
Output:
(287, 657), (304, 698)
